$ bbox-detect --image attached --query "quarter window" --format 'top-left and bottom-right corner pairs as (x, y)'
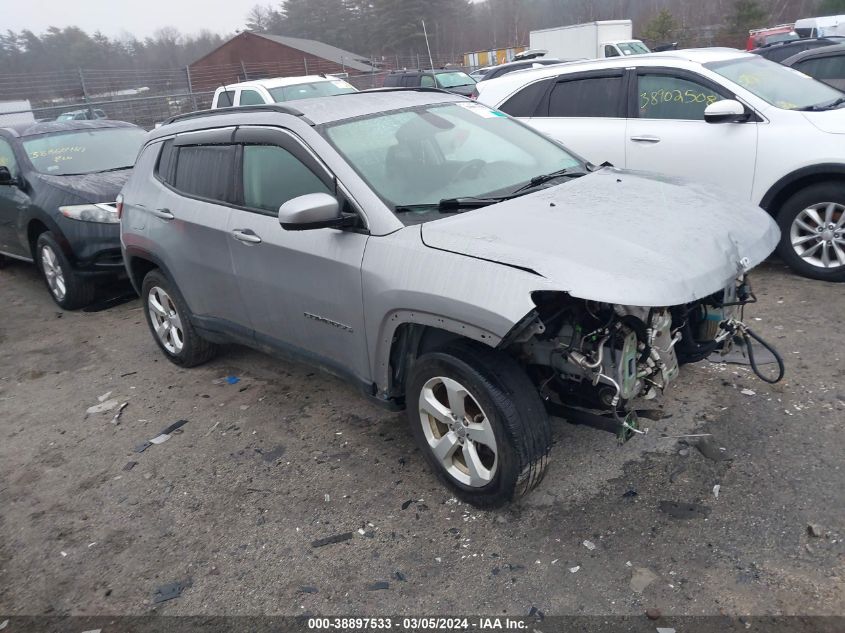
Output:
(216, 90), (234, 107)
(499, 79), (552, 117)
(547, 76), (623, 118)
(239, 89), (265, 106)
(794, 55), (845, 82)
(637, 74), (724, 120)
(242, 145), (330, 213)
(172, 144), (236, 203)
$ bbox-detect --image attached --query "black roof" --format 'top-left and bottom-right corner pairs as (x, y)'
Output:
(1, 119), (137, 138)
(783, 42), (845, 65)
(752, 36), (845, 62)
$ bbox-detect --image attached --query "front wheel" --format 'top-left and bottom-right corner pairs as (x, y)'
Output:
(36, 232), (96, 309)
(776, 183), (845, 282)
(406, 341), (551, 507)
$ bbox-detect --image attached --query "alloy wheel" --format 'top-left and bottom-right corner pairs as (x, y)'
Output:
(790, 202), (845, 269)
(418, 376), (498, 487)
(147, 286), (184, 354)
(40, 244), (66, 301)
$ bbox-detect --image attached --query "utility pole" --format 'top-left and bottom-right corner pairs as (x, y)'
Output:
(422, 20), (435, 70)
(78, 68), (94, 119)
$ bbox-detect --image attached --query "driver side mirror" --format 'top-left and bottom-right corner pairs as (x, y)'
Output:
(704, 99), (748, 124)
(278, 192), (356, 231)
(0, 166), (17, 186)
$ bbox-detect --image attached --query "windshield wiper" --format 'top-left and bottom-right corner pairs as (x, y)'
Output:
(59, 165), (133, 176)
(799, 97), (845, 112)
(395, 197), (505, 214)
(507, 167), (586, 197)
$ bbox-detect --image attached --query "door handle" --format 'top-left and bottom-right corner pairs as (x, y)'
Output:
(630, 135), (661, 143)
(231, 229), (262, 244)
(150, 207), (174, 220)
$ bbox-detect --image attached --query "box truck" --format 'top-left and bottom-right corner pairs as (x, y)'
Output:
(529, 20), (650, 60)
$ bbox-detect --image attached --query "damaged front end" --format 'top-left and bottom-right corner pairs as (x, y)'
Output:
(504, 276), (782, 441)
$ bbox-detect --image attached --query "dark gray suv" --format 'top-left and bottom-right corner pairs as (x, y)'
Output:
(120, 92), (779, 505)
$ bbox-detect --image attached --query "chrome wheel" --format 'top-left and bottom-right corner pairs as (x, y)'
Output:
(790, 202), (845, 269)
(40, 244), (66, 301)
(147, 286), (184, 355)
(418, 376), (498, 487)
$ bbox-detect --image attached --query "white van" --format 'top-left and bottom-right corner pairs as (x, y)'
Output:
(795, 15), (845, 38)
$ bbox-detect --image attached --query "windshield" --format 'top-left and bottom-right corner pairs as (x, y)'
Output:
(619, 41), (651, 55)
(269, 80), (357, 102)
(706, 55), (844, 110)
(322, 102), (582, 221)
(23, 127), (146, 176)
(435, 72), (475, 88)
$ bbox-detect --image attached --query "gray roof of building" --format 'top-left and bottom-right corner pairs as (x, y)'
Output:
(251, 33), (378, 72)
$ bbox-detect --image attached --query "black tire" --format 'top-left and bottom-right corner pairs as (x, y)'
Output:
(141, 269), (217, 367)
(405, 340), (552, 507)
(35, 231), (97, 310)
(776, 182), (845, 282)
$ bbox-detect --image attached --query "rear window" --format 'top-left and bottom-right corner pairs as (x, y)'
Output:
(171, 145), (236, 203)
(268, 80), (356, 102)
(435, 72), (475, 88)
(22, 127), (146, 175)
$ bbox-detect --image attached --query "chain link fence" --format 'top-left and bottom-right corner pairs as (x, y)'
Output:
(0, 53), (468, 130)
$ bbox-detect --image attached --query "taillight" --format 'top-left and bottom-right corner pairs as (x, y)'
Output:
(116, 194), (124, 220)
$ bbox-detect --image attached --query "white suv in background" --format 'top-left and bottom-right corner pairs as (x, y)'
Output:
(476, 49), (845, 281)
(211, 75), (357, 108)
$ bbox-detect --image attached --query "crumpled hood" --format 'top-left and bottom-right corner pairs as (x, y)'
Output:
(802, 108), (845, 134)
(420, 168), (780, 307)
(31, 170), (130, 204)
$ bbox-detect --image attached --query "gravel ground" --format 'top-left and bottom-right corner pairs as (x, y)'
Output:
(0, 258), (843, 619)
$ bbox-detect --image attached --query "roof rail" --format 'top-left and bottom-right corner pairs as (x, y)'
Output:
(163, 104), (308, 126)
(360, 87), (453, 95)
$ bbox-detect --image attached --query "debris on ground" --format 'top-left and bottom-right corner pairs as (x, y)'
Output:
(623, 489), (638, 499)
(694, 436), (731, 462)
(120, 371), (137, 378)
(741, 389), (756, 396)
(659, 500), (712, 520)
(122, 461), (137, 472)
(205, 421), (220, 436)
(298, 586), (318, 593)
(807, 524), (824, 538)
(646, 608), (662, 620)
(569, 566), (580, 573)
(86, 399), (119, 416)
(656, 628), (676, 633)
(225, 376), (240, 385)
(311, 532), (354, 548)
(152, 579), (191, 604)
(401, 499), (415, 510)
(111, 402), (129, 424)
(713, 484), (721, 499)
(583, 540), (596, 551)
(98, 391), (112, 402)
(528, 607), (545, 621)
(134, 419), (188, 453)
(367, 581), (389, 591)
(630, 567), (658, 593)
(394, 571), (406, 581)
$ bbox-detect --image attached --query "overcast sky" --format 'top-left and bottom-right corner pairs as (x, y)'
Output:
(3, 0), (258, 39)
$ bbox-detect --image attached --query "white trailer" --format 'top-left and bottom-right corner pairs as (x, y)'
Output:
(529, 20), (650, 60)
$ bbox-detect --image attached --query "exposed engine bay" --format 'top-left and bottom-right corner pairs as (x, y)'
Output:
(506, 276), (783, 439)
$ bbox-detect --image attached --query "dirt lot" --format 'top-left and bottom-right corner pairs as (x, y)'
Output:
(0, 258), (843, 620)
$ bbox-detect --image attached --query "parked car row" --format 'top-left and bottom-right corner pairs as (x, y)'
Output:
(0, 58), (820, 505)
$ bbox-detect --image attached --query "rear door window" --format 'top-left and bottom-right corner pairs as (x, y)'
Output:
(420, 75), (436, 88)
(794, 54), (845, 81)
(547, 75), (624, 117)
(172, 144), (236, 203)
(238, 89), (265, 106)
(637, 73), (724, 120)
(0, 138), (19, 178)
(241, 145), (331, 213)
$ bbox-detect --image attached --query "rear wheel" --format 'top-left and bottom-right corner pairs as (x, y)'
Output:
(406, 341), (551, 507)
(776, 183), (845, 282)
(36, 232), (96, 309)
(141, 269), (217, 367)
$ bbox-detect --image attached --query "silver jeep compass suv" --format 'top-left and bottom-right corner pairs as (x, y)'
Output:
(120, 91), (780, 506)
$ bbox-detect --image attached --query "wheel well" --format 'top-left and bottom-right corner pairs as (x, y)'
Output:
(387, 324), (474, 401)
(127, 256), (158, 292)
(26, 220), (48, 258)
(764, 173), (845, 217)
